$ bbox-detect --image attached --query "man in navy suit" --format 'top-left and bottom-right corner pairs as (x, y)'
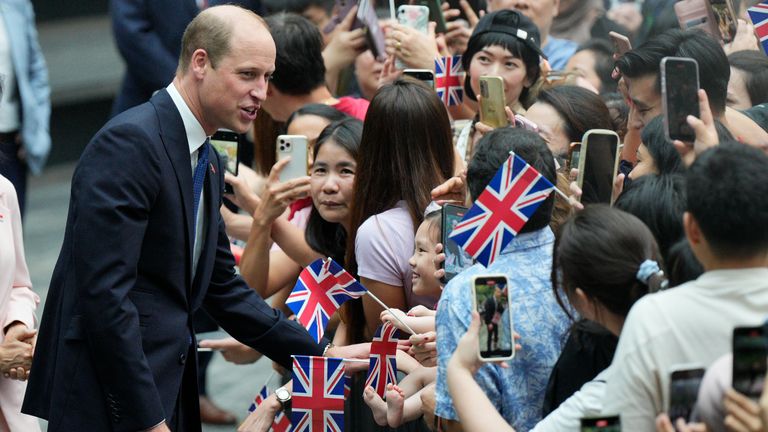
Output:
(23, 6), (323, 432)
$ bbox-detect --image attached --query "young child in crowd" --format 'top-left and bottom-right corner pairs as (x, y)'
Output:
(363, 208), (444, 427)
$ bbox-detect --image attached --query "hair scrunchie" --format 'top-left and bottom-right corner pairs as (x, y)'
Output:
(636, 259), (661, 285)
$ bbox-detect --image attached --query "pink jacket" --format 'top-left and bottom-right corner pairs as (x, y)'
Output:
(0, 175), (40, 431)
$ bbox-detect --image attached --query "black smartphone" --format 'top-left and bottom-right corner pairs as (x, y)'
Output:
(732, 326), (767, 399)
(446, 0), (486, 21)
(472, 275), (514, 361)
(668, 366), (705, 423)
(661, 57), (700, 143)
(580, 416), (621, 432)
(441, 204), (474, 283)
(403, 69), (435, 89)
(417, 0), (447, 33)
(577, 130), (620, 205)
(210, 129), (239, 194)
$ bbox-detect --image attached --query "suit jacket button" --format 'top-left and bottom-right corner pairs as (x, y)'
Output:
(179, 353), (187, 364)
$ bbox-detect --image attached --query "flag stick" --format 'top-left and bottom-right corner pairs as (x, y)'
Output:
(342, 358), (370, 363)
(552, 187), (579, 207)
(364, 290), (417, 335)
(389, 0), (396, 20)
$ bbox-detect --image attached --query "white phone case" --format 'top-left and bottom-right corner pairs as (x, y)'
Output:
(276, 135), (309, 182)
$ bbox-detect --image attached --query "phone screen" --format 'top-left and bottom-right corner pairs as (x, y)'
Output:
(733, 326), (767, 398)
(580, 416), (621, 432)
(210, 130), (239, 175)
(663, 57), (700, 142)
(709, 0), (737, 43)
(474, 275), (513, 360)
(580, 133), (618, 205)
(669, 368), (705, 422)
(441, 205), (474, 283)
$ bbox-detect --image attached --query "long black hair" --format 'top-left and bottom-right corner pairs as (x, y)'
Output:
(304, 117), (363, 264)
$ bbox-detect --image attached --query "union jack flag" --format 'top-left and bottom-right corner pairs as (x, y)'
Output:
(435, 55), (464, 106)
(287, 258), (368, 342)
(247, 386), (293, 431)
(449, 153), (555, 267)
(364, 322), (399, 397)
(291, 355), (346, 432)
(748, 1), (768, 54)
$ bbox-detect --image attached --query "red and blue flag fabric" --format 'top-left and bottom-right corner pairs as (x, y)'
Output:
(291, 355), (346, 432)
(748, 1), (768, 54)
(247, 385), (293, 431)
(363, 322), (399, 397)
(449, 153), (555, 267)
(435, 55), (464, 106)
(247, 385), (269, 413)
(287, 258), (367, 343)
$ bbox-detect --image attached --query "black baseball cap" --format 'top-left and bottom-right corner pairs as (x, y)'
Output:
(472, 10), (547, 60)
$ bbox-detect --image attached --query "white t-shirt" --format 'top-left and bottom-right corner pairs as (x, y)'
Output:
(531, 367), (610, 432)
(355, 201), (437, 309)
(602, 268), (768, 431)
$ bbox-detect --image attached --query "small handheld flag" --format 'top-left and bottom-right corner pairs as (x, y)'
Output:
(291, 355), (346, 432)
(247, 384), (292, 431)
(435, 55), (465, 106)
(449, 152), (555, 267)
(364, 322), (399, 397)
(747, 1), (768, 54)
(287, 258), (368, 343)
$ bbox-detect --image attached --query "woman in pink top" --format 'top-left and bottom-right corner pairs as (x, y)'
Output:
(0, 174), (40, 431)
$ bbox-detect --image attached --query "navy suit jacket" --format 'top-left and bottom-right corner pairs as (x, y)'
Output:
(110, 0), (263, 115)
(22, 90), (322, 431)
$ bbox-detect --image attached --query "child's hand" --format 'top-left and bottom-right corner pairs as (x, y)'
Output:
(380, 308), (409, 329)
(407, 305), (435, 317)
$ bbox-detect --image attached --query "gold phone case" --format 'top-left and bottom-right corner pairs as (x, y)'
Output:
(479, 76), (507, 129)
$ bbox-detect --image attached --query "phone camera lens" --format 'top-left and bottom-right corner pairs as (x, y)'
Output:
(279, 145), (284, 151)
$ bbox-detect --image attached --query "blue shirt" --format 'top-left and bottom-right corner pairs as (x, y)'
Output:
(435, 227), (570, 431)
(542, 37), (578, 71)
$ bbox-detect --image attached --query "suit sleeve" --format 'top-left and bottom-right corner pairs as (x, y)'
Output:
(111, 0), (179, 91)
(73, 124), (166, 432)
(202, 157), (323, 369)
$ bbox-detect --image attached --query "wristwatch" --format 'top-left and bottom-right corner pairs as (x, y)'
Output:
(275, 386), (292, 416)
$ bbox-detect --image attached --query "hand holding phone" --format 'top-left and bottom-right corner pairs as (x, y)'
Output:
(576, 130), (620, 205)
(210, 130), (240, 194)
(478, 76), (507, 129)
(661, 57), (700, 142)
(732, 326), (767, 399)
(472, 275), (514, 361)
(276, 135), (310, 182)
(668, 365), (705, 423)
(608, 31), (632, 57)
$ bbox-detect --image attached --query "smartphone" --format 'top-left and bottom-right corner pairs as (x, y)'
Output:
(403, 69), (435, 89)
(416, 0), (447, 33)
(210, 129), (239, 194)
(276, 135), (309, 182)
(567, 142), (582, 172)
(358, 0), (387, 61)
(674, 0), (721, 40)
(396, 5), (430, 69)
(323, 0), (361, 34)
(441, 205), (474, 283)
(577, 129), (620, 205)
(608, 31), (632, 56)
(708, 0), (738, 43)
(447, 0), (486, 21)
(580, 416), (621, 432)
(513, 114), (539, 133)
(661, 57), (700, 142)
(732, 326), (768, 399)
(472, 275), (514, 361)
(478, 76), (507, 129)
(668, 365), (705, 423)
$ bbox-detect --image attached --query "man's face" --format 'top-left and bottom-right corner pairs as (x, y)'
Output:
(625, 74), (661, 130)
(487, 0), (559, 39)
(198, 25), (275, 134)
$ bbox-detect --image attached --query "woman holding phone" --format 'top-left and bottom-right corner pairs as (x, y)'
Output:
(446, 206), (672, 431)
(455, 9), (544, 161)
(345, 78), (455, 342)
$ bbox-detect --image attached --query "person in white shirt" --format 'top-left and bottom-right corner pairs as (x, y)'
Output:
(602, 143), (768, 431)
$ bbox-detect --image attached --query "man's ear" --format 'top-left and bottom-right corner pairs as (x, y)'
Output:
(190, 48), (209, 79)
(683, 212), (702, 246)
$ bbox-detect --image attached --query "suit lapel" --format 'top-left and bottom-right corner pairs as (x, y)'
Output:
(152, 90), (196, 288)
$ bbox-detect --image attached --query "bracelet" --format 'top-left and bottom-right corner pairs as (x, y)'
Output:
(322, 342), (334, 357)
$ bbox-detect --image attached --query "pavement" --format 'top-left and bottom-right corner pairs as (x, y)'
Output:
(27, 166), (273, 431)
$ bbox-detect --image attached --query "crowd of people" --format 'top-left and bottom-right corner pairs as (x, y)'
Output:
(1, 0), (768, 431)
